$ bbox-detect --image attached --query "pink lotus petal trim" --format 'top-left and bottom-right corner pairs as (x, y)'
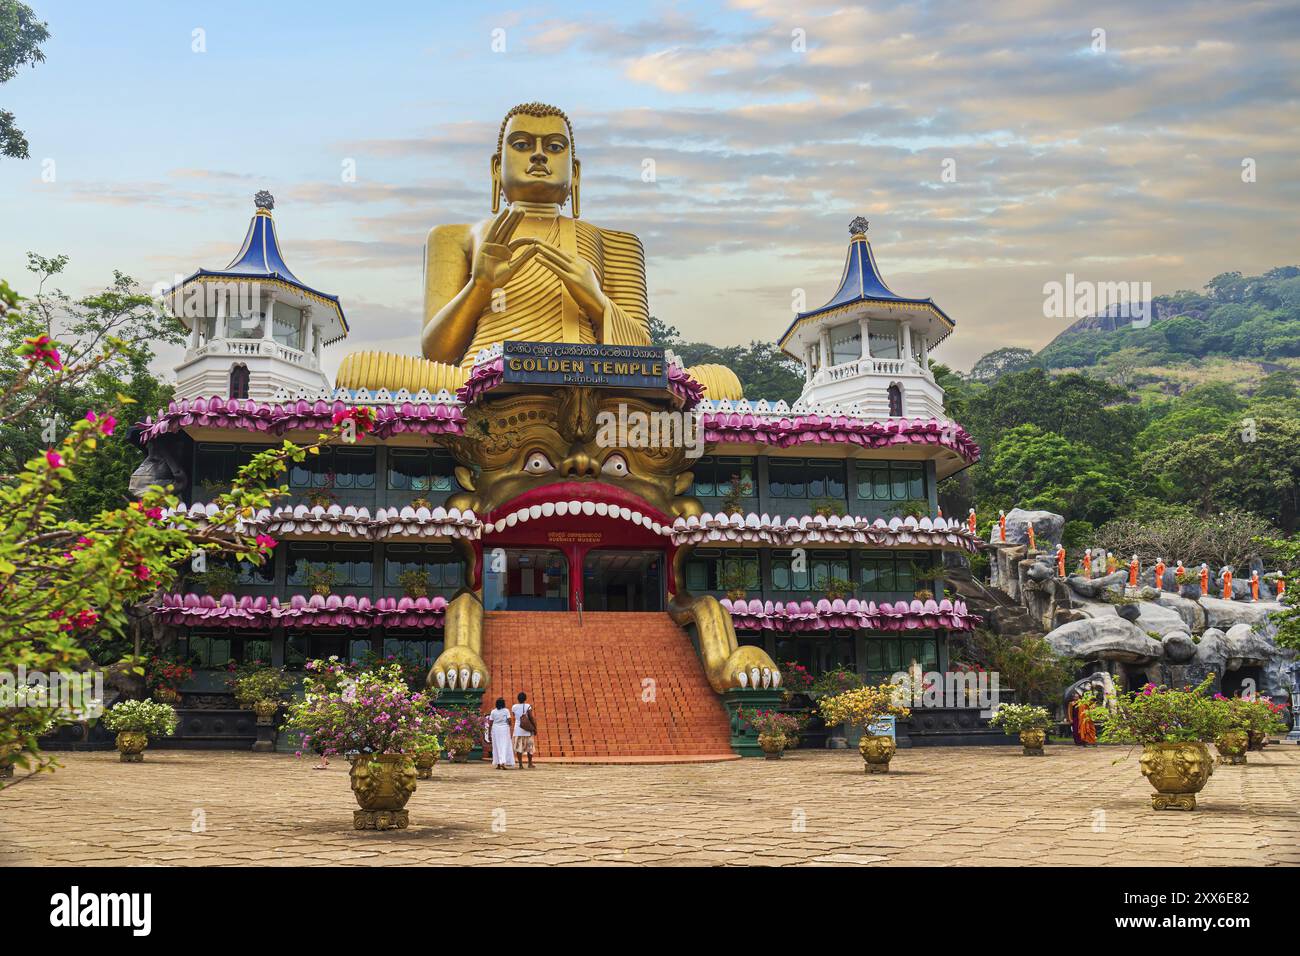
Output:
(719, 596), (980, 633)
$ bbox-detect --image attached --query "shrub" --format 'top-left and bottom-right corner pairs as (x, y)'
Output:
(811, 665), (863, 697)
(990, 703), (1052, 734)
(230, 664), (293, 708)
(1086, 675), (1224, 744)
(817, 683), (911, 728)
(101, 698), (178, 737)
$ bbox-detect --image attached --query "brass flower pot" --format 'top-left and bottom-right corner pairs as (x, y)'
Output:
(1019, 729), (1046, 756)
(154, 686), (180, 704)
(1247, 731), (1267, 752)
(253, 699), (279, 725)
(116, 731), (148, 763)
(859, 733), (896, 774)
(758, 733), (785, 759)
(414, 750), (440, 779)
(1214, 730), (1248, 766)
(1139, 742), (1214, 811)
(446, 734), (474, 762)
(349, 754), (417, 830)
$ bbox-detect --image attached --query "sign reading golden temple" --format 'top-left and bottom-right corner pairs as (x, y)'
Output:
(502, 341), (667, 388)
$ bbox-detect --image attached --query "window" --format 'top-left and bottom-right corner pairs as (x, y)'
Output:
(387, 448), (457, 494)
(228, 310), (264, 339)
(768, 458), (845, 499)
(858, 552), (930, 595)
(383, 544), (464, 595)
(684, 549), (758, 592)
(184, 634), (271, 669)
(194, 443), (271, 494)
(888, 383), (903, 417)
(868, 320), (900, 359)
(689, 456), (755, 499)
(229, 364), (250, 399)
(287, 542), (374, 588)
(829, 323), (862, 365)
(285, 632), (374, 670)
(863, 636), (938, 684)
(855, 462), (925, 502)
(272, 302), (303, 350)
(769, 550), (849, 592)
(289, 446), (376, 490)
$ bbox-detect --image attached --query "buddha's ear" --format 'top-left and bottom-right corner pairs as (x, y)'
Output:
(455, 466), (476, 492)
(571, 157), (581, 219)
(489, 154), (502, 214)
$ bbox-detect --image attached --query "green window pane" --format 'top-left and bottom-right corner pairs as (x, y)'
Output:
(771, 562), (790, 590)
(908, 471), (924, 499)
(891, 473), (908, 499)
(873, 470), (891, 500)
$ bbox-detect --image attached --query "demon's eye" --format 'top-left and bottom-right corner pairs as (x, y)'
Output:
(523, 451), (555, 475)
(601, 453), (629, 478)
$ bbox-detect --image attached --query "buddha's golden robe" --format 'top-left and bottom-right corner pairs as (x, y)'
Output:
(336, 211), (665, 394)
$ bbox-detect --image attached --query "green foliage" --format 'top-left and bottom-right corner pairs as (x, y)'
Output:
(966, 629), (1077, 706)
(810, 665), (863, 697)
(648, 317), (804, 404)
(969, 347), (1036, 382)
(1095, 509), (1276, 569)
(1087, 675), (1224, 744)
(230, 664), (293, 708)
(0, 1), (49, 159)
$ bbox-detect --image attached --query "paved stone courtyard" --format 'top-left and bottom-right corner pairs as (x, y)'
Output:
(2, 745), (1298, 866)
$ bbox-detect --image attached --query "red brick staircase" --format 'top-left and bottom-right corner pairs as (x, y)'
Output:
(479, 611), (737, 762)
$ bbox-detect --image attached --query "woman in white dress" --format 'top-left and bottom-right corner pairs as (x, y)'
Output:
(487, 697), (515, 769)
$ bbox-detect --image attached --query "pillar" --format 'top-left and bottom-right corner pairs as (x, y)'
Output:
(859, 316), (872, 361)
(819, 328), (832, 369)
(901, 320), (914, 364)
(261, 293), (276, 341)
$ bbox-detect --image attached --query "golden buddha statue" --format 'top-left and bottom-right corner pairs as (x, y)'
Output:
(337, 102), (741, 400)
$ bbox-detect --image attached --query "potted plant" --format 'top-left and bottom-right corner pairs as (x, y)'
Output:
(283, 657), (355, 769)
(145, 655), (193, 705)
(990, 702), (1053, 755)
(305, 471), (338, 508)
(719, 562), (751, 601)
(229, 663), (294, 724)
(778, 661), (814, 703)
(443, 708), (480, 762)
(305, 565), (338, 597)
(738, 709), (801, 758)
(287, 662), (432, 829)
(913, 588), (935, 601)
(398, 568), (432, 599)
(817, 683), (911, 773)
(719, 473), (752, 516)
(1227, 694), (1289, 753)
(409, 496), (433, 511)
(100, 698), (179, 762)
(811, 498), (846, 518)
(412, 732), (443, 779)
(1086, 675), (1222, 811)
(822, 576), (854, 600)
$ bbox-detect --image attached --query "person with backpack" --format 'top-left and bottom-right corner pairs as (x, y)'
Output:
(511, 691), (536, 769)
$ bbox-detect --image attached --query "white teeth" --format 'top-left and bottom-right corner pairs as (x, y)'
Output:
(556, 501), (570, 516)
(493, 519), (506, 533)
(514, 509), (529, 523)
(529, 505), (542, 520)
(618, 507), (631, 521)
(630, 510), (642, 524)
(541, 502), (555, 517)
(581, 501), (595, 516)
(594, 502), (608, 516)
(651, 522), (662, 535)
(505, 512), (518, 527)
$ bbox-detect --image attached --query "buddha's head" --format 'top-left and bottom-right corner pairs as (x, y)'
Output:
(491, 102), (580, 214)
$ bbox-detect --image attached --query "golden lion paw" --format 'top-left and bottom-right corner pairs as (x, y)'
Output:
(427, 647), (488, 691)
(723, 646), (781, 691)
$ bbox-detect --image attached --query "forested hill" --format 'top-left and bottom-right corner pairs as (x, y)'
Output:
(1035, 266), (1300, 372)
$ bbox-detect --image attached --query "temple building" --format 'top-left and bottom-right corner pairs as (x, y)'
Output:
(129, 106), (985, 758)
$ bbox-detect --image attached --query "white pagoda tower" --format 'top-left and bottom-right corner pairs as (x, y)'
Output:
(779, 217), (953, 418)
(164, 191), (348, 401)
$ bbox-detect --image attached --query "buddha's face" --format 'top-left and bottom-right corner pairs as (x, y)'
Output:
(496, 114), (574, 206)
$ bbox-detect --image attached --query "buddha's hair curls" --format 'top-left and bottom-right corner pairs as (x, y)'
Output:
(496, 102), (575, 157)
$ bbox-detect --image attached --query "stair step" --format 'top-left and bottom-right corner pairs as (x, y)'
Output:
(478, 612), (733, 759)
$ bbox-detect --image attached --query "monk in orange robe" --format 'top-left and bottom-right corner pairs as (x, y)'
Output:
(998, 510), (1007, 542)
(1083, 550), (1092, 577)
(1199, 564), (1209, 596)
(1250, 570), (1260, 602)
(967, 508), (977, 536)
(1154, 558), (1166, 592)
(1068, 695), (1097, 746)
(1056, 545), (1066, 578)
(1127, 555), (1139, 588)
(1222, 568), (1233, 600)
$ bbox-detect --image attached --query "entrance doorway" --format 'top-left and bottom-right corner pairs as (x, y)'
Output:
(484, 548), (569, 611)
(582, 550), (663, 611)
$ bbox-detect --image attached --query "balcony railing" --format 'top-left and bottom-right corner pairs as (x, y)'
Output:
(189, 338), (315, 367)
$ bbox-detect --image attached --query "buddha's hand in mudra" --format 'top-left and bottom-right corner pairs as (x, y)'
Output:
(471, 208), (543, 294)
(516, 239), (610, 324)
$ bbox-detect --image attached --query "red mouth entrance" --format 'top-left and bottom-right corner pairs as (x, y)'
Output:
(480, 481), (675, 609)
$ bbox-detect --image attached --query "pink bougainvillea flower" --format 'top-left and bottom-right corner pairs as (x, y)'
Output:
(99, 414), (116, 436)
(255, 534), (278, 551)
(133, 564), (151, 581)
(45, 449), (64, 469)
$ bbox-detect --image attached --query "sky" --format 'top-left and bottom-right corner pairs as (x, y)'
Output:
(2, 0), (1298, 381)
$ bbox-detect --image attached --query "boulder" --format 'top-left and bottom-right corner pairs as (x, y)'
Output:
(1026, 562), (1053, 583)
(1161, 631), (1197, 664)
(1116, 603), (1141, 623)
(1132, 600), (1196, 637)
(1200, 596), (1281, 631)
(1222, 622), (1277, 667)
(1195, 628), (1228, 670)
(1066, 574), (1102, 599)
(1154, 592), (1207, 634)
(1003, 509), (1065, 550)
(1045, 616), (1164, 664)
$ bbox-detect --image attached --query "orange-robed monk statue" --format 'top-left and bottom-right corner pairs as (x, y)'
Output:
(336, 102), (740, 400)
